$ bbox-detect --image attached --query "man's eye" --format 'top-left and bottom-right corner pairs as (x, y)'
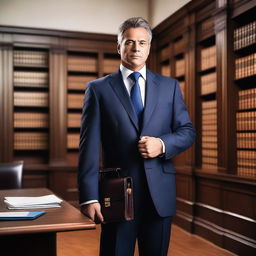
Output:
(140, 41), (147, 46)
(125, 40), (134, 45)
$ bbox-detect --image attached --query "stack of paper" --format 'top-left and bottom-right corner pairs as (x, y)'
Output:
(4, 194), (63, 209)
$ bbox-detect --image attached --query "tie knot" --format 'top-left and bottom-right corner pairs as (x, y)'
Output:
(130, 72), (141, 82)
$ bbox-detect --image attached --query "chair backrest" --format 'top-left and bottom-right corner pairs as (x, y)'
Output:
(0, 161), (23, 189)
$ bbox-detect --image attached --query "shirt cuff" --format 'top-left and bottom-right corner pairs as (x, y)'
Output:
(159, 138), (165, 154)
(80, 200), (99, 206)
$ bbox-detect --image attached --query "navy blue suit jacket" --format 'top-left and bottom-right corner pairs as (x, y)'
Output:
(78, 69), (195, 217)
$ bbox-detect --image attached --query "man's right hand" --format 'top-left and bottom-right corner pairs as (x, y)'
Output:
(81, 202), (104, 224)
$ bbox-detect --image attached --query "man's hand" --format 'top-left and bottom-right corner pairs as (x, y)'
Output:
(138, 136), (163, 158)
(81, 202), (104, 224)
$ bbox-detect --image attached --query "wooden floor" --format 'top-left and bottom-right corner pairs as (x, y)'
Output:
(57, 224), (237, 256)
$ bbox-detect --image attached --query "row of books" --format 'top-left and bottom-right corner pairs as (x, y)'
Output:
(201, 100), (218, 168)
(236, 111), (256, 131)
(67, 134), (80, 149)
(68, 75), (96, 90)
(237, 150), (256, 177)
(14, 113), (49, 128)
(237, 166), (256, 177)
(14, 132), (48, 150)
(202, 156), (217, 165)
(234, 21), (256, 50)
(202, 135), (217, 143)
(238, 88), (256, 110)
(202, 99), (217, 110)
(14, 92), (49, 107)
(201, 72), (217, 95)
(200, 45), (216, 71)
(67, 94), (84, 109)
(14, 71), (48, 87)
(236, 132), (256, 149)
(202, 149), (217, 157)
(68, 113), (82, 128)
(161, 64), (171, 77)
(235, 53), (256, 79)
(175, 59), (185, 77)
(14, 50), (48, 67)
(67, 56), (97, 72)
(103, 59), (120, 74)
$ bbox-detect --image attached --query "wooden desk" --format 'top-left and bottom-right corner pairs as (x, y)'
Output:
(0, 188), (95, 256)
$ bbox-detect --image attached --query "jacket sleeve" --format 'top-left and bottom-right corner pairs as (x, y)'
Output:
(78, 82), (101, 204)
(160, 79), (196, 160)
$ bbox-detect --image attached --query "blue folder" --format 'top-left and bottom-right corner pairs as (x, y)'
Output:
(0, 211), (46, 220)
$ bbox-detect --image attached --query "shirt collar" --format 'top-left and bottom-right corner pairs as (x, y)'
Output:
(120, 64), (146, 81)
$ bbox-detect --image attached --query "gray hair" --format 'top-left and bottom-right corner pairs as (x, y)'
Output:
(117, 17), (152, 44)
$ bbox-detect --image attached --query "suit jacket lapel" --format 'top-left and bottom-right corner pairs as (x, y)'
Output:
(109, 70), (139, 131)
(141, 70), (159, 133)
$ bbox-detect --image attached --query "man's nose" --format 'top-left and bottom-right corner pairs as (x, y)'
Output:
(132, 42), (140, 51)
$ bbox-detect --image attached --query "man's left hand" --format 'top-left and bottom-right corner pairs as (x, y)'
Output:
(138, 136), (163, 158)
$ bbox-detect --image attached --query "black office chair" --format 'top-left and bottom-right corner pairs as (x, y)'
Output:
(0, 161), (24, 189)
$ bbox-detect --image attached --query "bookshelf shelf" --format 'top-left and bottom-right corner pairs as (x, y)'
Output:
(14, 85), (49, 90)
(197, 66), (216, 74)
(234, 43), (256, 55)
(235, 75), (256, 88)
(68, 71), (98, 76)
(175, 75), (185, 80)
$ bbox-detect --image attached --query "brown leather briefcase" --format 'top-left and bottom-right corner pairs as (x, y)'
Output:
(99, 168), (134, 223)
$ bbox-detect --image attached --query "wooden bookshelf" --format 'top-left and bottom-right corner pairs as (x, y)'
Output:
(66, 51), (120, 166)
(0, 28), (117, 201)
(197, 22), (217, 170)
(13, 48), (49, 164)
(153, 0), (255, 255)
(233, 7), (256, 178)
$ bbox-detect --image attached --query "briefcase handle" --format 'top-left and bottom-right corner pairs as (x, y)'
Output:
(99, 168), (121, 179)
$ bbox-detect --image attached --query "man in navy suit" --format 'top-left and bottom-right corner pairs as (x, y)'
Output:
(78, 17), (195, 256)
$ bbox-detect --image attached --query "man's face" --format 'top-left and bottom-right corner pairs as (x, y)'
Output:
(118, 27), (151, 71)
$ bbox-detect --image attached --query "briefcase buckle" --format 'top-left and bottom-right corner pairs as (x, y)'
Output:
(104, 197), (111, 207)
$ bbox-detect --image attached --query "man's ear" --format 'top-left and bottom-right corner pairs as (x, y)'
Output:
(117, 44), (120, 54)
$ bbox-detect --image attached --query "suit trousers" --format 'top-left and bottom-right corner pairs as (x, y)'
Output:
(100, 167), (173, 256)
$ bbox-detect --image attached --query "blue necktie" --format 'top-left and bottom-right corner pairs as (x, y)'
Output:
(130, 72), (144, 122)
